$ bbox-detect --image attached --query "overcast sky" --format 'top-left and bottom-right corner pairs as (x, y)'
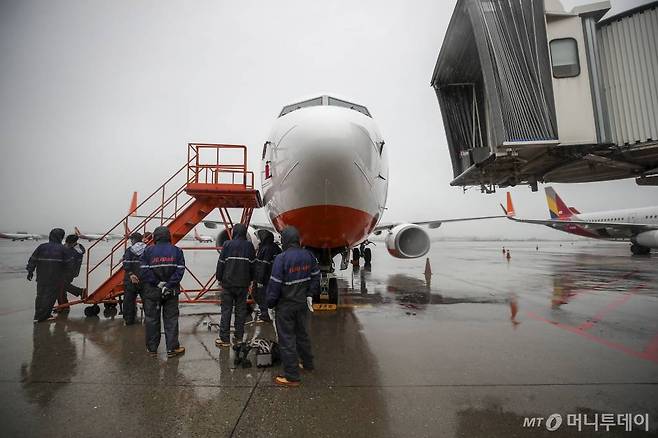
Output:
(1, 0), (656, 239)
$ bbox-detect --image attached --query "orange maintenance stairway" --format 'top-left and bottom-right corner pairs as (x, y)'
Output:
(59, 143), (262, 317)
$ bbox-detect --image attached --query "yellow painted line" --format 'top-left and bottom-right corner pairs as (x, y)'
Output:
(312, 303), (373, 311)
(312, 303), (337, 311)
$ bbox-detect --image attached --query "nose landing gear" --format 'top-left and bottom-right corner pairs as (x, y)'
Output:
(631, 243), (651, 255)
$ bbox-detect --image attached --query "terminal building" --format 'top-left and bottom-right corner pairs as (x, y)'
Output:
(431, 0), (658, 192)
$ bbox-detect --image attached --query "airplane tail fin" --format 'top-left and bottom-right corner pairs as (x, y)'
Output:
(74, 226), (81, 236)
(545, 187), (573, 219)
(128, 191), (138, 216)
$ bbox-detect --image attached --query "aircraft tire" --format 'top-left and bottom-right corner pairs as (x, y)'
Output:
(328, 277), (338, 304)
(352, 247), (360, 263)
(363, 248), (372, 264)
(631, 244), (650, 255)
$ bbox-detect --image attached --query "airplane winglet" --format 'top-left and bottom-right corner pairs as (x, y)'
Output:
(505, 192), (516, 217)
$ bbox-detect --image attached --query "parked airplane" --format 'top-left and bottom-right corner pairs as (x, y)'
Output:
(502, 187), (658, 255)
(0, 231), (43, 241)
(74, 227), (109, 242)
(193, 228), (213, 243)
(254, 95), (504, 300)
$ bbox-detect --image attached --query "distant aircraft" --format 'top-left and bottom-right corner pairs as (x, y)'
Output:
(74, 226), (109, 242)
(0, 231), (43, 241)
(193, 227), (213, 243)
(502, 187), (658, 255)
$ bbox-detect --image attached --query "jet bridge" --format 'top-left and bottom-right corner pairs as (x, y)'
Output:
(431, 0), (658, 192)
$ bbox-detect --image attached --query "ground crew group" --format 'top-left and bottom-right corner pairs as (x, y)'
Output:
(26, 228), (85, 322)
(26, 224), (318, 386)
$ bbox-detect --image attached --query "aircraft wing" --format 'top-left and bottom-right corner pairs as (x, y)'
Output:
(373, 215), (506, 233)
(201, 220), (275, 232)
(130, 215), (276, 232)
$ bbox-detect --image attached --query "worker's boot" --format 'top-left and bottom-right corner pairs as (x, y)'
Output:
(274, 376), (300, 387)
(167, 346), (185, 358)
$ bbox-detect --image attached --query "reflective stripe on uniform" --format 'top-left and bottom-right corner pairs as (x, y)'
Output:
(284, 277), (311, 285)
(270, 276), (283, 283)
(141, 264), (185, 268)
(226, 257), (255, 263)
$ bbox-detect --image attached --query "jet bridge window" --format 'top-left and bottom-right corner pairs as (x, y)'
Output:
(279, 97), (324, 117)
(327, 97), (371, 117)
(550, 38), (580, 78)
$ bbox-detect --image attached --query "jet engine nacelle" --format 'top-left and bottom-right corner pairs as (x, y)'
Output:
(215, 226), (260, 252)
(632, 230), (658, 248)
(385, 224), (431, 259)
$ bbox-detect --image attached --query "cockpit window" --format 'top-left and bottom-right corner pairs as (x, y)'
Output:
(327, 97), (371, 117)
(279, 97), (324, 117)
(278, 95), (372, 118)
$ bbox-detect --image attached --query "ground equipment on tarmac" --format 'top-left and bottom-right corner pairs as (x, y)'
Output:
(55, 143), (262, 316)
(251, 338), (280, 368)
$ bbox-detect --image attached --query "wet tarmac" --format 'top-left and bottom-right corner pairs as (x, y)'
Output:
(0, 239), (656, 437)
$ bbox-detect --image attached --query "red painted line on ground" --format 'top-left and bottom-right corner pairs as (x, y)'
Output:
(577, 284), (646, 331)
(0, 307), (33, 317)
(526, 311), (658, 365)
(644, 334), (658, 361)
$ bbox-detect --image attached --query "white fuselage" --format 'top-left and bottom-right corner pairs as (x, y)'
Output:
(261, 103), (388, 250)
(194, 233), (213, 243)
(568, 206), (658, 239)
(0, 232), (40, 241)
(76, 232), (108, 242)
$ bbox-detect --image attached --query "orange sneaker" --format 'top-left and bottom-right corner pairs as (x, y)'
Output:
(274, 376), (300, 387)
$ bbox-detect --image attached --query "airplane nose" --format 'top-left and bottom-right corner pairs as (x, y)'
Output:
(280, 112), (376, 178)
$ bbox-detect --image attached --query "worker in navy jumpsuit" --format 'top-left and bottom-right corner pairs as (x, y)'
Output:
(139, 226), (185, 357)
(267, 226), (319, 384)
(26, 228), (72, 322)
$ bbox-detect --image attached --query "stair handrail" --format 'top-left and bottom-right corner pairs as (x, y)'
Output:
(83, 143), (254, 296)
(84, 151), (200, 289)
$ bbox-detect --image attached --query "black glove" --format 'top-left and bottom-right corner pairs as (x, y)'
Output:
(27, 272), (33, 281)
(161, 286), (175, 299)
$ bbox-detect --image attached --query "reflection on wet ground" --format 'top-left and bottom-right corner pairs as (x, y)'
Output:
(0, 240), (656, 437)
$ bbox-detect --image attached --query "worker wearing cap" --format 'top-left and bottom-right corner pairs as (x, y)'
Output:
(266, 226), (319, 387)
(122, 232), (146, 325)
(26, 228), (72, 322)
(139, 226), (185, 358)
